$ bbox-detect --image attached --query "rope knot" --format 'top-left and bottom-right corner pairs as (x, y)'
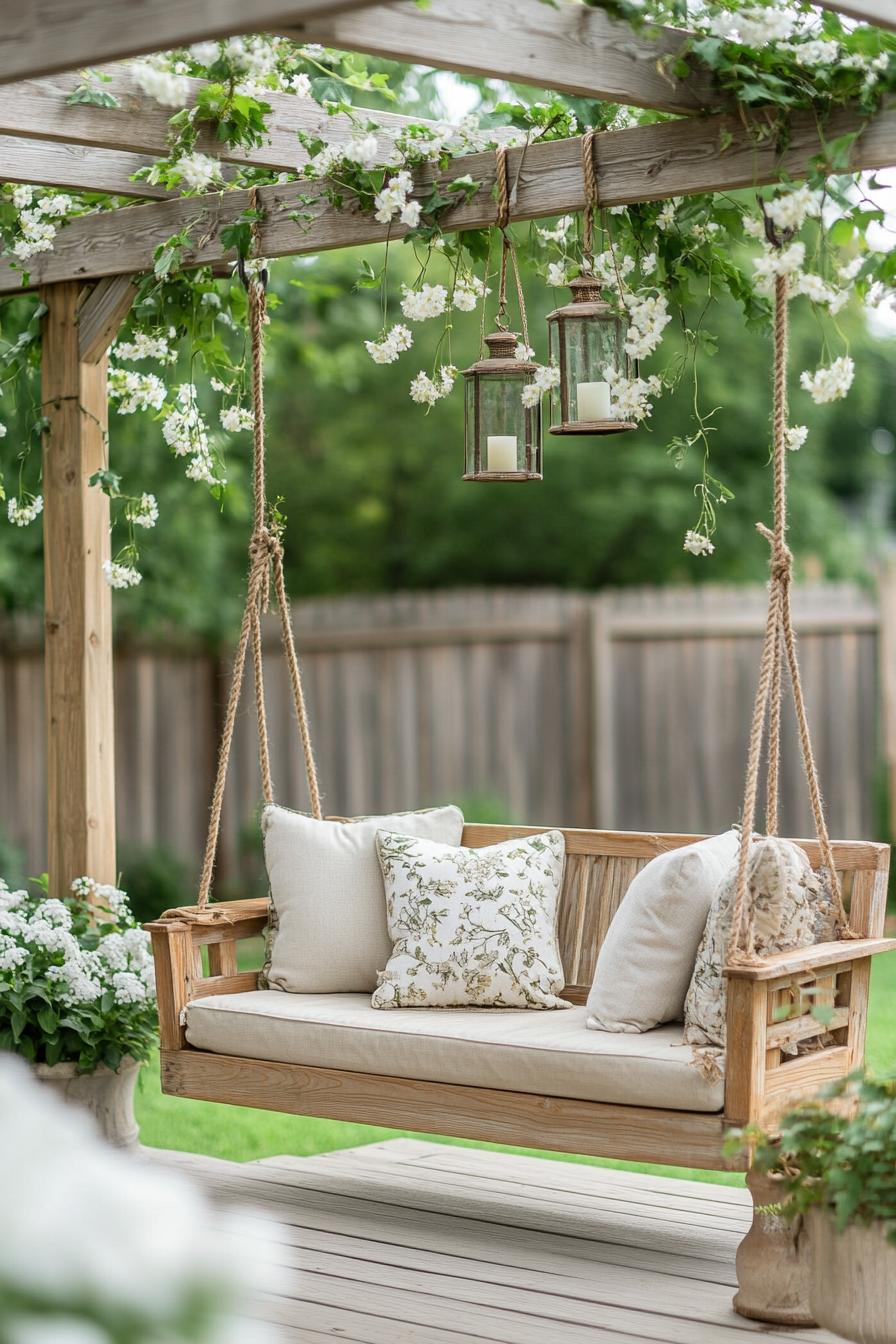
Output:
(756, 521), (792, 584)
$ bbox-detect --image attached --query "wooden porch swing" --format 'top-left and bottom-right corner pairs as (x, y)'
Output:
(146, 236), (895, 1174)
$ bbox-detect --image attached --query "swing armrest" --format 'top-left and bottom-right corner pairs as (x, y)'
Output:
(724, 939), (895, 1129)
(725, 938), (896, 982)
(146, 899), (271, 1050)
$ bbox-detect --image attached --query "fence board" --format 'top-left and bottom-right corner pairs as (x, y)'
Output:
(0, 581), (887, 887)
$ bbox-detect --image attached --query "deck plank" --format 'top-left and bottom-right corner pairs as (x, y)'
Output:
(150, 1140), (840, 1344)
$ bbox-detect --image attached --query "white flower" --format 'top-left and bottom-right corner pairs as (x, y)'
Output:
(102, 560), (142, 589)
(657, 200), (678, 231)
(514, 342), (535, 361)
(604, 366), (663, 422)
(409, 365), (456, 407)
(521, 363), (560, 407)
(764, 185), (820, 235)
(288, 72), (313, 97)
(190, 40), (219, 65)
(302, 43), (326, 59)
(593, 250), (636, 290)
(11, 184), (32, 209)
(399, 200), (422, 228)
(111, 970), (149, 1004)
(706, 5), (799, 45)
(742, 213), (767, 241)
(452, 275), (488, 312)
(537, 215), (575, 244)
(364, 323), (414, 365)
(799, 356), (855, 405)
(400, 283), (448, 321)
(107, 368), (166, 415)
(7, 495), (43, 527)
(219, 404), (255, 432)
(683, 530), (715, 557)
(113, 331), (176, 365)
(784, 425), (809, 452)
(130, 58), (191, 108)
(345, 134), (380, 170)
(838, 256), (863, 283)
(640, 251), (657, 276)
(173, 151), (222, 192)
(546, 262), (570, 287)
(127, 493), (159, 529)
(623, 291), (671, 360)
(752, 241), (806, 296)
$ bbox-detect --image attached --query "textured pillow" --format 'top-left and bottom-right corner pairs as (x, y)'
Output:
(372, 829), (570, 1009)
(587, 830), (739, 1033)
(260, 804), (464, 993)
(684, 835), (837, 1062)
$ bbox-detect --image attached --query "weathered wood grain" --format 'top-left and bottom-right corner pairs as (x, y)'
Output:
(725, 938), (896, 981)
(77, 274), (136, 362)
(0, 65), (435, 173)
(40, 281), (116, 897)
(161, 1047), (739, 1169)
(0, 0), (388, 84)
(3, 105), (895, 293)
(291, 0), (722, 116)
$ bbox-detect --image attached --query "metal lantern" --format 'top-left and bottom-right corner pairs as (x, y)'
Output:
(547, 277), (637, 435)
(462, 330), (543, 481)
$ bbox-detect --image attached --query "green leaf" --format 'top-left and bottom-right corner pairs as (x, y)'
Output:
(66, 85), (121, 109)
(37, 1006), (58, 1035)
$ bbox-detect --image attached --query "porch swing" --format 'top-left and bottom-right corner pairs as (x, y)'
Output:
(147, 206), (894, 1183)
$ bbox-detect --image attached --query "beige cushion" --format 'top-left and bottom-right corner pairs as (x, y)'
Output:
(261, 804), (465, 993)
(684, 835), (838, 1059)
(373, 829), (569, 1009)
(185, 990), (724, 1113)
(587, 830), (739, 1033)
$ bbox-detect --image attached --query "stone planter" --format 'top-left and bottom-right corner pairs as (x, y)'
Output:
(734, 1167), (815, 1325)
(33, 1057), (140, 1148)
(807, 1208), (896, 1344)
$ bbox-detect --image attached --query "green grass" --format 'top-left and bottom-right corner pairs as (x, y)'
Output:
(136, 951), (896, 1188)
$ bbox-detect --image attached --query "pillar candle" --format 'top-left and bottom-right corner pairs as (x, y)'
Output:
(487, 435), (518, 472)
(576, 381), (611, 421)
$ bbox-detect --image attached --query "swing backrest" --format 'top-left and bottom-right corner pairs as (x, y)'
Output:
(460, 824), (890, 1001)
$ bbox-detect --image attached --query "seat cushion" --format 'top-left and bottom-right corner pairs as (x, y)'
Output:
(185, 991), (723, 1113)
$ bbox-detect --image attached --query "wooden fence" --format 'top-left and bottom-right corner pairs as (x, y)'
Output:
(0, 580), (889, 884)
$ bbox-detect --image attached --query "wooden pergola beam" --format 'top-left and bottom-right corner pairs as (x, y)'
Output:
(0, 134), (176, 199)
(5, 103), (895, 294)
(0, 0), (390, 84)
(290, 0), (722, 116)
(0, 66), (430, 176)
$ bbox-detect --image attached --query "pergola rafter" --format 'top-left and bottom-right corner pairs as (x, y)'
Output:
(1, 0), (892, 900)
(4, 103), (895, 295)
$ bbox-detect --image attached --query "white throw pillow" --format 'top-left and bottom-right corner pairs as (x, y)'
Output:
(684, 835), (838, 1061)
(372, 829), (570, 1010)
(586, 830), (739, 1033)
(260, 804), (464, 993)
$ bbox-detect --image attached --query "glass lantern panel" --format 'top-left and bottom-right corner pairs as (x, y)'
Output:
(466, 372), (535, 475)
(561, 314), (625, 423)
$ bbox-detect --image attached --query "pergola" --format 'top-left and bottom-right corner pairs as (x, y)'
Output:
(2, 0), (894, 900)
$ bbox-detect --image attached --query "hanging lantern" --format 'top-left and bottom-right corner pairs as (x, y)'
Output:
(546, 277), (637, 435)
(462, 330), (543, 481)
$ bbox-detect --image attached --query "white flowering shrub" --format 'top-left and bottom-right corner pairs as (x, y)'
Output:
(0, 877), (157, 1074)
(0, 1055), (277, 1344)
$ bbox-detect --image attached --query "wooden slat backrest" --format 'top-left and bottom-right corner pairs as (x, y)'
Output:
(460, 824), (890, 993)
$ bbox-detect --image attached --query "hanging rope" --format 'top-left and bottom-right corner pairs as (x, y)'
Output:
(581, 128), (599, 273)
(493, 146), (530, 350)
(726, 261), (855, 965)
(176, 196), (322, 918)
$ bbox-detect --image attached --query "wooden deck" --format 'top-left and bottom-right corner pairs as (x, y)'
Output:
(155, 1138), (839, 1343)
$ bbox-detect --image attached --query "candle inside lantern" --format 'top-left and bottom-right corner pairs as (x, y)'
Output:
(576, 381), (611, 422)
(487, 435), (518, 473)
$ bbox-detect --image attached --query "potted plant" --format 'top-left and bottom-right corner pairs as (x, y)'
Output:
(733, 1073), (896, 1344)
(0, 874), (157, 1147)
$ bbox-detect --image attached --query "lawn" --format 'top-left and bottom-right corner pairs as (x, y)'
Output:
(136, 947), (896, 1187)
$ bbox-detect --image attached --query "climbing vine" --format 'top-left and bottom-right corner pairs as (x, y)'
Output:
(0, 3), (893, 576)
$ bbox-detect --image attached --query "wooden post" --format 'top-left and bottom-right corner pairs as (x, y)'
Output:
(41, 280), (116, 897)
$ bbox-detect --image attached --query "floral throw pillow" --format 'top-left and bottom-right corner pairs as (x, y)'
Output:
(371, 829), (570, 1010)
(683, 835), (838, 1073)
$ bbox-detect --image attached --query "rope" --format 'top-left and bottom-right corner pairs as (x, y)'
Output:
(726, 269), (854, 964)
(581, 128), (599, 272)
(190, 200), (322, 912)
(493, 146), (530, 348)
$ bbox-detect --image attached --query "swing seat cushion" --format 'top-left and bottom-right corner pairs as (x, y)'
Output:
(183, 991), (724, 1113)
